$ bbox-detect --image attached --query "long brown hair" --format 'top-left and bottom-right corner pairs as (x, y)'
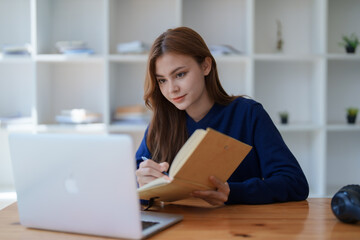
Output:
(144, 27), (238, 165)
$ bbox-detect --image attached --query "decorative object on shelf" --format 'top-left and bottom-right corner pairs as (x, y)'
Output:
(55, 109), (102, 124)
(276, 19), (284, 52)
(209, 44), (242, 56)
(346, 107), (358, 124)
(339, 33), (359, 54)
(117, 41), (149, 54)
(279, 111), (289, 124)
(55, 41), (94, 55)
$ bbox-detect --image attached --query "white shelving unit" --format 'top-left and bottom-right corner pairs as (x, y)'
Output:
(1, 0), (360, 197)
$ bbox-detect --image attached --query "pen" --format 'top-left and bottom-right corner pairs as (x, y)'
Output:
(141, 156), (169, 176)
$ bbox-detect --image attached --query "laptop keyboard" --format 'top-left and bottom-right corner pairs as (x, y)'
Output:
(142, 220), (159, 230)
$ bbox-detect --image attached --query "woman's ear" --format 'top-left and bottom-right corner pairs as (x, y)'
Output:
(202, 57), (212, 76)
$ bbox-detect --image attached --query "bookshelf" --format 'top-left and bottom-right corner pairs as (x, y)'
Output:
(1, 0), (360, 197)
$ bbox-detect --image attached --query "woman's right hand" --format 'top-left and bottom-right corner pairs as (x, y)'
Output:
(135, 159), (170, 187)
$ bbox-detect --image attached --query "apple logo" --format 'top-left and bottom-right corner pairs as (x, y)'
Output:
(64, 173), (79, 194)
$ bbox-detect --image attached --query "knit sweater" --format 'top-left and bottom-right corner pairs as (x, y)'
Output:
(136, 97), (309, 204)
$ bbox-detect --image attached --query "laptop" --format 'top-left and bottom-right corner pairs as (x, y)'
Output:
(8, 133), (183, 239)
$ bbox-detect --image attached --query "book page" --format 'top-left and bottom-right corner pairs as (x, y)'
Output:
(138, 178), (211, 202)
(137, 177), (172, 191)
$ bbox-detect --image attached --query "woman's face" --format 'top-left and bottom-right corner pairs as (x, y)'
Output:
(155, 52), (212, 117)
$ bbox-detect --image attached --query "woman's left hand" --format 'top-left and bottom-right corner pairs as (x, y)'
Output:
(190, 176), (230, 206)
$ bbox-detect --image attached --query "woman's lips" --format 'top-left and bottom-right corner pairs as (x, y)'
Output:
(172, 95), (186, 103)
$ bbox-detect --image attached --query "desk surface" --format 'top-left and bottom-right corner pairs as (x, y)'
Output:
(0, 198), (359, 239)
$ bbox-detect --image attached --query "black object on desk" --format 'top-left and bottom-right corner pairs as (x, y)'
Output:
(331, 184), (360, 224)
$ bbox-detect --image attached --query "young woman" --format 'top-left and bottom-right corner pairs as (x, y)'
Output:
(135, 27), (309, 206)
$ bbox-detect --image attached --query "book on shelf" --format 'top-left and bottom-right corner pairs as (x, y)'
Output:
(116, 41), (149, 54)
(1, 43), (32, 56)
(209, 44), (242, 56)
(137, 128), (252, 202)
(0, 113), (32, 127)
(113, 105), (151, 124)
(55, 41), (94, 55)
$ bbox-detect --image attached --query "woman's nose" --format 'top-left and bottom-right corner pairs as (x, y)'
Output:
(169, 81), (179, 93)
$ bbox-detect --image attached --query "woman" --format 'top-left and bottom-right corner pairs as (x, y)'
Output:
(135, 27), (309, 206)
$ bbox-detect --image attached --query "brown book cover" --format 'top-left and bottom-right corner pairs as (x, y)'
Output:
(137, 128), (252, 202)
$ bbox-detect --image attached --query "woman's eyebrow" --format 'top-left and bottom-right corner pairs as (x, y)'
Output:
(156, 66), (186, 77)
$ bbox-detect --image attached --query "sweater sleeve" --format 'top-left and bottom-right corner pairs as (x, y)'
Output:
(226, 104), (309, 204)
(135, 127), (152, 168)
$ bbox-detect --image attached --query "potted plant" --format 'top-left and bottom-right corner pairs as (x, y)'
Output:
(346, 107), (358, 124)
(279, 111), (289, 124)
(339, 33), (359, 53)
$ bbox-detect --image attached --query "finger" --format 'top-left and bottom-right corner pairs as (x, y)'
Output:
(159, 162), (169, 172)
(139, 159), (162, 171)
(191, 191), (225, 206)
(209, 176), (230, 194)
(192, 190), (228, 203)
(136, 166), (166, 179)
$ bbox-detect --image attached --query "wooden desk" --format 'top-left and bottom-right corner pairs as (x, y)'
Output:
(0, 198), (359, 239)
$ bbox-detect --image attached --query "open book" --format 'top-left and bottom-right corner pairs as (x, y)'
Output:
(137, 128), (252, 202)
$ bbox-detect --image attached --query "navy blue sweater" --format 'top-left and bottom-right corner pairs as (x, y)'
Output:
(136, 97), (309, 204)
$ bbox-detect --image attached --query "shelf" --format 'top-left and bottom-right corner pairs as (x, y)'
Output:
(182, 0), (249, 54)
(254, 54), (322, 62)
(254, 61), (323, 125)
(326, 131), (360, 196)
(214, 55), (249, 62)
(36, 123), (106, 133)
(3, 124), (34, 132)
(277, 124), (322, 132)
(0, 62), (34, 119)
(327, 61), (360, 124)
(254, 0), (324, 54)
(36, 0), (106, 55)
(108, 62), (147, 121)
(108, 123), (148, 133)
(35, 54), (105, 63)
(0, 55), (32, 63)
(36, 62), (106, 125)
(0, 0), (30, 50)
(108, 54), (148, 63)
(280, 130), (325, 196)
(109, 0), (179, 54)
(327, 0), (360, 54)
(327, 124), (360, 132)
(327, 54), (360, 61)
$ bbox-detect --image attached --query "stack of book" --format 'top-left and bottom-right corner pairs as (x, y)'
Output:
(117, 41), (149, 54)
(209, 44), (242, 56)
(55, 41), (94, 55)
(113, 105), (150, 124)
(1, 43), (31, 56)
(55, 109), (102, 124)
(0, 113), (32, 127)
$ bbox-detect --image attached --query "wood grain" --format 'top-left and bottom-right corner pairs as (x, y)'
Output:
(0, 198), (359, 239)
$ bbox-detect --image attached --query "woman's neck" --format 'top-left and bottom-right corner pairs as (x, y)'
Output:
(186, 93), (214, 122)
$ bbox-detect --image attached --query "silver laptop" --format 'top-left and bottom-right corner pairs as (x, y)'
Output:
(9, 133), (183, 239)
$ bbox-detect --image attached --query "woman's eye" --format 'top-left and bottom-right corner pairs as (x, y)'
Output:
(176, 72), (186, 78)
(157, 79), (166, 84)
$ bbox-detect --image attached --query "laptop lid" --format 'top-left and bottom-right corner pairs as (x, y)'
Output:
(9, 133), (182, 239)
